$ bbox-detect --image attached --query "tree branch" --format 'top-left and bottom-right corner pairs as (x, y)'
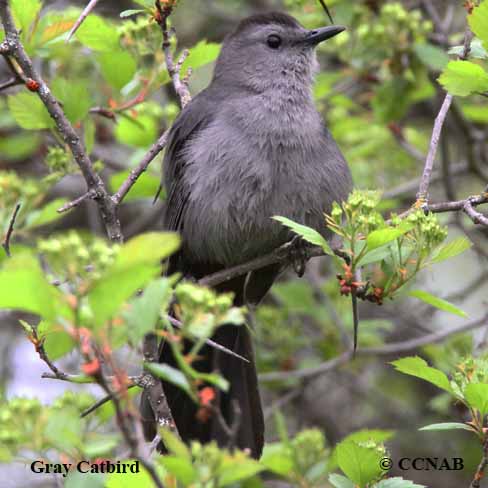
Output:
(2, 202), (20, 257)
(0, 0), (123, 243)
(259, 313), (488, 382)
(66, 0), (101, 42)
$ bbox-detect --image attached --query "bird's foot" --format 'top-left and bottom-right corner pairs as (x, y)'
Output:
(288, 235), (308, 277)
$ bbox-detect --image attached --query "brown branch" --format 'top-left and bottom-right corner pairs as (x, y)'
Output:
(155, 0), (192, 108)
(464, 199), (488, 227)
(259, 313), (488, 382)
(2, 202), (20, 257)
(0, 1), (122, 243)
(470, 438), (488, 488)
(66, 0), (101, 42)
(81, 383), (138, 418)
(416, 93), (453, 203)
(112, 129), (170, 205)
(57, 189), (96, 213)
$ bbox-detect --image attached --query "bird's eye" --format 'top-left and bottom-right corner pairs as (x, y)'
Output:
(266, 34), (282, 49)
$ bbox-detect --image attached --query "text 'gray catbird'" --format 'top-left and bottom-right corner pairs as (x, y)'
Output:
(141, 11), (353, 459)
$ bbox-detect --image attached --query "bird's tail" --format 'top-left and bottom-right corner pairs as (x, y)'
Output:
(141, 323), (264, 459)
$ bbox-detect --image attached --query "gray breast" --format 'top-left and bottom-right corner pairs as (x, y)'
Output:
(180, 97), (351, 266)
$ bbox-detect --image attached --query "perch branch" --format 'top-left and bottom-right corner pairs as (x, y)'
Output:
(2, 202), (20, 257)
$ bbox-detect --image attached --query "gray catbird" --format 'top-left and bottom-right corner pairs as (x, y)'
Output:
(142, 11), (352, 458)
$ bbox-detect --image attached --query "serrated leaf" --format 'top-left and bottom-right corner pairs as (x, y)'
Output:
(469, 1), (488, 49)
(145, 363), (195, 400)
(0, 254), (69, 322)
(464, 383), (488, 417)
(76, 15), (119, 52)
(366, 227), (409, 251)
(336, 441), (383, 487)
(391, 356), (452, 393)
(40, 18), (76, 45)
(45, 407), (82, 452)
(375, 478), (426, 488)
(115, 114), (158, 148)
(38, 322), (77, 360)
(98, 51), (137, 90)
(52, 78), (91, 123)
(273, 216), (333, 255)
(419, 422), (474, 432)
(87, 233), (179, 327)
(8, 92), (53, 130)
(329, 474), (355, 488)
(125, 278), (172, 344)
(439, 60), (488, 96)
(414, 43), (449, 71)
(12, 0), (42, 41)
(430, 237), (472, 264)
(409, 290), (467, 318)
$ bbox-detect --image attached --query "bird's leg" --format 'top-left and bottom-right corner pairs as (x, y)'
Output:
(288, 235), (309, 277)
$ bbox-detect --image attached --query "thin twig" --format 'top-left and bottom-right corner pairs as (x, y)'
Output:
(470, 438), (488, 488)
(66, 0), (101, 42)
(2, 202), (20, 257)
(81, 384), (138, 418)
(57, 189), (96, 213)
(0, 2), (122, 243)
(259, 313), (488, 382)
(416, 93), (453, 203)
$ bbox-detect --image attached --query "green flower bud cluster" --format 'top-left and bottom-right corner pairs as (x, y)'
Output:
(51, 391), (96, 413)
(453, 357), (488, 393)
(45, 146), (74, 175)
(291, 429), (328, 475)
(0, 397), (42, 449)
(0, 171), (39, 208)
(120, 17), (163, 58)
(406, 210), (448, 248)
(38, 231), (119, 281)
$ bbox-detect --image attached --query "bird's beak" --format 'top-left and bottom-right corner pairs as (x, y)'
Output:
(303, 25), (346, 45)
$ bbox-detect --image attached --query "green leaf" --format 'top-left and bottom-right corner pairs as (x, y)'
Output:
(336, 441), (383, 488)
(98, 51), (137, 90)
(469, 1), (488, 49)
(391, 356), (452, 393)
(260, 443), (294, 476)
(438, 60), (488, 96)
(0, 254), (69, 322)
(372, 78), (413, 123)
(65, 471), (106, 488)
(87, 233), (179, 327)
(375, 478), (426, 488)
(195, 372), (229, 392)
(0, 132), (41, 161)
(45, 407), (82, 452)
(180, 41), (221, 74)
(12, 0), (42, 40)
(342, 429), (395, 444)
(329, 474), (355, 488)
(145, 363), (195, 400)
(159, 456), (196, 485)
(52, 78), (91, 123)
(125, 278), (172, 344)
(109, 170), (162, 202)
(38, 322), (77, 360)
(8, 92), (53, 130)
(218, 455), (264, 486)
(115, 115), (158, 148)
(464, 383), (488, 417)
(366, 227), (409, 251)
(159, 429), (190, 459)
(107, 460), (162, 487)
(419, 422), (474, 432)
(83, 436), (119, 458)
(76, 15), (120, 52)
(273, 216), (333, 255)
(25, 198), (68, 229)
(408, 290), (467, 318)
(430, 236), (472, 264)
(414, 43), (449, 71)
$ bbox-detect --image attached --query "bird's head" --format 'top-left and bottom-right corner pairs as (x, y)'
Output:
(212, 12), (345, 94)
